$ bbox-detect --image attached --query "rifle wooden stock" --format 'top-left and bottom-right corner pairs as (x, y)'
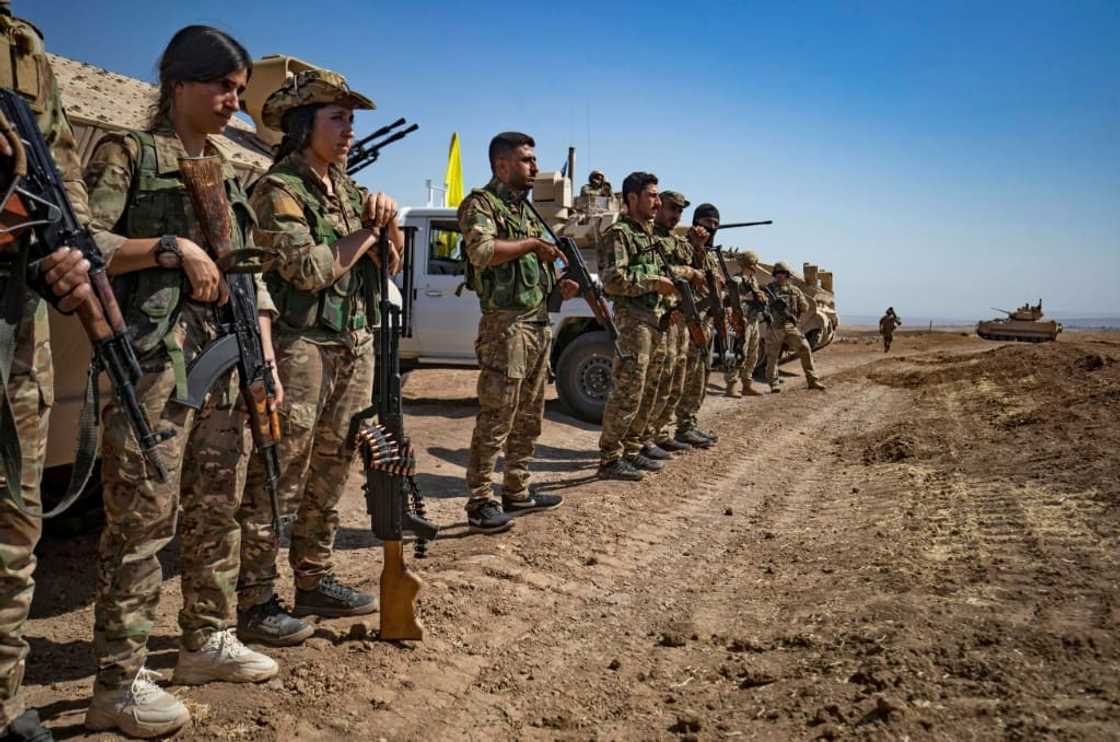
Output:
(380, 540), (424, 640)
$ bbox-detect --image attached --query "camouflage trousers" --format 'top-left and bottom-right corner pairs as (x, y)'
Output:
(95, 320), (252, 689)
(882, 331), (894, 352)
(675, 319), (713, 433)
(724, 317), (762, 385)
(599, 310), (667, 465)
(0, 301), (49, 729)
(765, 326), (819, 385)
(645, 320), (689, 444)
(237, 335), (373, 609)
(466, 314), (551, 509)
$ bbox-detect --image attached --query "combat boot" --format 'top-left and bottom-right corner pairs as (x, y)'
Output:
(656, 437), (691, 452)
(640, 443), (672, 461)
(85, 668), (190, 738)
(808, 379), (827, 391)
(628, 453), (665, 472)
(172, 629), (278, 685)
(725, 378), (742, 398)
(238, 595), (314, 647)
(769, 381), (781, 393)
(744, 383), (763, 397)
(3, 710), (53, 742)
(294, 574), (377, 618)
(598, 459), (644, 481)
(675, 429), (712, 449)
(696, 428), (719, 444)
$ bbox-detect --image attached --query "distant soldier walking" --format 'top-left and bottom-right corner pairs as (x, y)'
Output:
(879, 307), (901, 352)
(458, 132), (575, 533)
(764, 261), (826, 392)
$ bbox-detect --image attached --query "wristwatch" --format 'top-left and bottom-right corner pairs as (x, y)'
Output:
(154, 234), (182, 269)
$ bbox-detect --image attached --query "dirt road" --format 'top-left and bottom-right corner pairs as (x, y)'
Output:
(25, 329), (1120, 740)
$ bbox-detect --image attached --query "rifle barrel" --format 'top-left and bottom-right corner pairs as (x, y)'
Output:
(714, 220), (773, 230)
(353, 117), (407, 151)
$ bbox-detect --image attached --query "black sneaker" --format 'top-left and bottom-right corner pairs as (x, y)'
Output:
(628, 453), (665, 472)
(294, 575), (377, 618)
(239, 595), (315, 647)
(467, 501), (514, 534)
(502, 493), (563, 513)
(696, 428), (720, 444)
(675, 429), (713, 448)
(598, 459), (644, 481)
(640, 444), (672, 461)
(3, 710), (53, 742)
(657, 437), (691, 452)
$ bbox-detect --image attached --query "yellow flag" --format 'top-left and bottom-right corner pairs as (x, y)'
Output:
(444, 132), (463, 208)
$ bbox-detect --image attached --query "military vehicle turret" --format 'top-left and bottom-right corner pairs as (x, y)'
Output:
(977, 300), (1062, 342)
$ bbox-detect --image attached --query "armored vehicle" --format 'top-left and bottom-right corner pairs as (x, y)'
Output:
(977, 300), (1062, 342)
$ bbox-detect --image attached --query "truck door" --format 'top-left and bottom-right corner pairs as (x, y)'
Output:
(410, 218), (479, 362)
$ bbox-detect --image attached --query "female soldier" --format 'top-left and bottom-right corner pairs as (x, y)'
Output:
(82, 26), (281, 738)
(235, 70), (401, 645)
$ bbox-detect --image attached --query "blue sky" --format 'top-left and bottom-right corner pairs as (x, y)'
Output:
(33, 0), (1119, 319)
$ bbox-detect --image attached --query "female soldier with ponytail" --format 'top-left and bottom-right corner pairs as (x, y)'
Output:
(235, 70), (401, 646)
(82, 26), (281, 738)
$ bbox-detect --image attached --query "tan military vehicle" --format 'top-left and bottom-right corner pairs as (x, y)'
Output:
(977, 300), (1062, 342)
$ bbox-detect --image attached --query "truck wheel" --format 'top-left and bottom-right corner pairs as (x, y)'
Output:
(556, 330), (613, 424)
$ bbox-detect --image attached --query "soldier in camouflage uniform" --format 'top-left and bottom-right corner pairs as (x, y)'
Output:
(0, 5), (94, 739)
(673, 203), (723, 448)
(236, 69), (402, 645)
(764, 261), (825, 392)
(597, 172), (681, 481)
(459, 132), (575, 533)
(82, 26), (280, 739)
(879, 307), (901, 352)
(642, 191), (708, 454)
(722, 250), (767, 398)
(579, 170), (612, 198)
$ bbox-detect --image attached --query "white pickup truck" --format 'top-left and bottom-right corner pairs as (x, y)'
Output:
(396, 206), (614, 423)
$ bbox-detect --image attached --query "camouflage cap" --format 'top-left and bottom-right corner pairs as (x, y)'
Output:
(660, 190), (690, 208)
(772, 260), (792, 275)
(737, 249), (760, 266)
(261, 69), (375, 131)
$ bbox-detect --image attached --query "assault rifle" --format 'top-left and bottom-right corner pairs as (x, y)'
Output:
(522, 198), (629, 361)
(0, 89), (168, 517)
(347, 117), (419, 176)
(347, 228), (438, 641)
(646, 238), (707, 348)
(699, 253), (734, 367)
(701, 220), (772, 364)
(177, 156), (284, 535)
(710, 246), (746, 358)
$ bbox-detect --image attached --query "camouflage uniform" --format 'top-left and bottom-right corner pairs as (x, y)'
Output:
(84, 126), (276, 690)
(879, 312), (900, 352)
(459, 177), (555, 510)
(764, 282), (819, 385)
(724, 273), (766, 386)
(237, 152), (377, 610)
(598, 216), (668, 465)
(0, 12), (91, 729)
(644, 224), (697, 444)
(675, 250), (719, 433)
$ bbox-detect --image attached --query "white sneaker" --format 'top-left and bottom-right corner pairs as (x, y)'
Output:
(172, 628), (279, 685)
(85, 667), (191, 738)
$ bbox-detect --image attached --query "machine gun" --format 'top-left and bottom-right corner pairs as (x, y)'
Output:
(646, 238), (707, 348)
(347, 228), (438, 641)
(522, 198), (629, 361)
(177, 156), (285, 536)
(0, 89), (168, 517)
(707, 220), (772, 232)
(347, 117), (419, 176)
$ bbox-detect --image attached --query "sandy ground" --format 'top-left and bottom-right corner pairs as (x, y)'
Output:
(25, 328), (1120, 740)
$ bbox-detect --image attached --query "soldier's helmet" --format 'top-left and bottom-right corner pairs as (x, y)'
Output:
(737, 249), (760, 267)
(262, 69), (375, 131)
(589, 169), (604, 181)
(772, 260), (792, 275)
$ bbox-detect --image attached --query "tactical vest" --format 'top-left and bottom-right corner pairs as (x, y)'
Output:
(259, 165), (378, 336)
(615, 223), (662, 313)
(111, 131), (254, 384)
(464, 187), (554, 313)
(0, 14), (45, 113)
